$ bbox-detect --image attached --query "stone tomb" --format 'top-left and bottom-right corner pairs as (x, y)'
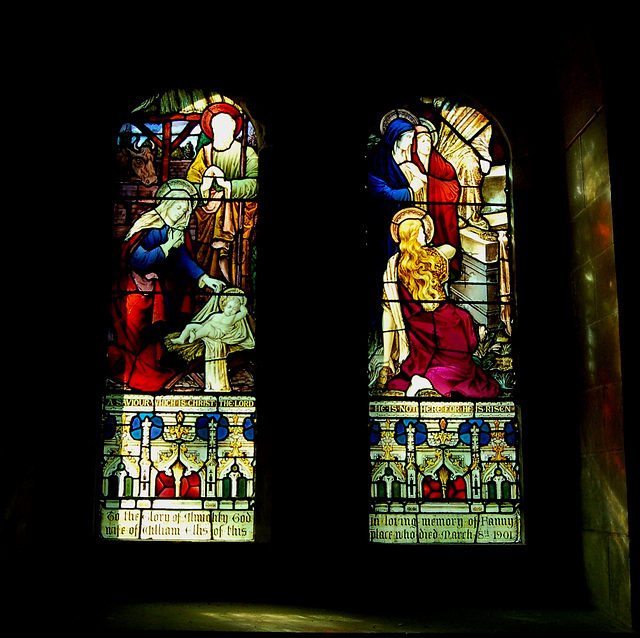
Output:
(450, 167), (510, 329)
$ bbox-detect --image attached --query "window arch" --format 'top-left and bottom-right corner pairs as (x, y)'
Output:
(366, 95), (521, 545)
(99, 90), (260, 542)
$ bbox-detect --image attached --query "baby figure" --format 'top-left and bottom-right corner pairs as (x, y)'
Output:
(167, 287), (254, 392)
(172, 291), (248, 345)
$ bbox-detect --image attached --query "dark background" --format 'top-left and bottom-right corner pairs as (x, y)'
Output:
(4, 16), (633, 630)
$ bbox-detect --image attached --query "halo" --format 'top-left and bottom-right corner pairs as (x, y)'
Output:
(220, 286), (245, 298)
(380, 108), (419, 135)
(200, 102), (243, 140)
(155, 178), (199, 205)
(390, 207), (434, 244)
(416, 118), (439, 147)
(219, 287), (246, 308)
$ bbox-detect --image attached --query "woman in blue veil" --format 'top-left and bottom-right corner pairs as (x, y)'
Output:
(367, 116), (417, 273)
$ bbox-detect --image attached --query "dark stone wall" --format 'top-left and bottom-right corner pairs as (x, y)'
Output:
(5, 20), (632, 630)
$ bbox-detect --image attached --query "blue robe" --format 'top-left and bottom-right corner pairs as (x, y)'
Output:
(367, 118), (414, 205)
(130, 227), (205, 285)
(108, 225), (205, 391)
(366, 118), (415, 278)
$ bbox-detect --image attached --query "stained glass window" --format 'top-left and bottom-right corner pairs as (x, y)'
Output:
(99, 90), (259, 541)
(366, 96), (521, 544)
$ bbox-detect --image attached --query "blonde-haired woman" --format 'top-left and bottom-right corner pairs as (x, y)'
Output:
(378, 208), (499, 398)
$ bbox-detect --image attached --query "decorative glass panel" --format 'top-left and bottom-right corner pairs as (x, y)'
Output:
(366, 96), (521, 544)
(100, 90), (259, 541)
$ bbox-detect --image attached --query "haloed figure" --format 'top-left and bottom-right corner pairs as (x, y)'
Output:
(409, 122), (461, 274)
(107, 179), (224, 392)
(168, 287), (255, 393)
(378, 208), (499, 398)
(187, 102), (258, 285)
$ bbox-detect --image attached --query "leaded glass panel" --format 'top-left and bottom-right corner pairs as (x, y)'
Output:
(366, 96), (522, 544)
(100, 90), (259, 542)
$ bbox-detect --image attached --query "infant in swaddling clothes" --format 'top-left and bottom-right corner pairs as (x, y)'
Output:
(172, 292), (247, 345)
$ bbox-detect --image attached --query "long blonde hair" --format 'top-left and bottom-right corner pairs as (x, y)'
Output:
(397, 219), (448, 312)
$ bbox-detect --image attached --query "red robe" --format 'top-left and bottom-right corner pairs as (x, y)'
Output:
(388, 284), (500, 398)
(107, 227), (202, 392)
(415, 149), (461, 275)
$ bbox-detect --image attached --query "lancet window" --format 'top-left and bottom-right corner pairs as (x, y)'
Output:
(99, 90), (259, 542)
(366, 96), (522, 544)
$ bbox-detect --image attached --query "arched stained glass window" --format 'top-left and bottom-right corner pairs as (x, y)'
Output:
(366, 95), (522, 544)
(99, 90), (259, 542)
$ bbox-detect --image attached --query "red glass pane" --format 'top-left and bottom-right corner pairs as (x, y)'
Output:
(180, 474), (200, 498)
(156, 473), (175, 498)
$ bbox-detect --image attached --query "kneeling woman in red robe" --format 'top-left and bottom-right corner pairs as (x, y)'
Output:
(378, 208), (499, 398)
(108, 179), (224, 392)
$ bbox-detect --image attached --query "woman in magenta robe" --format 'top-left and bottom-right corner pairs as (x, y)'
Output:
(108, 179), (224, 392)
(378, 209), (499, 398)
